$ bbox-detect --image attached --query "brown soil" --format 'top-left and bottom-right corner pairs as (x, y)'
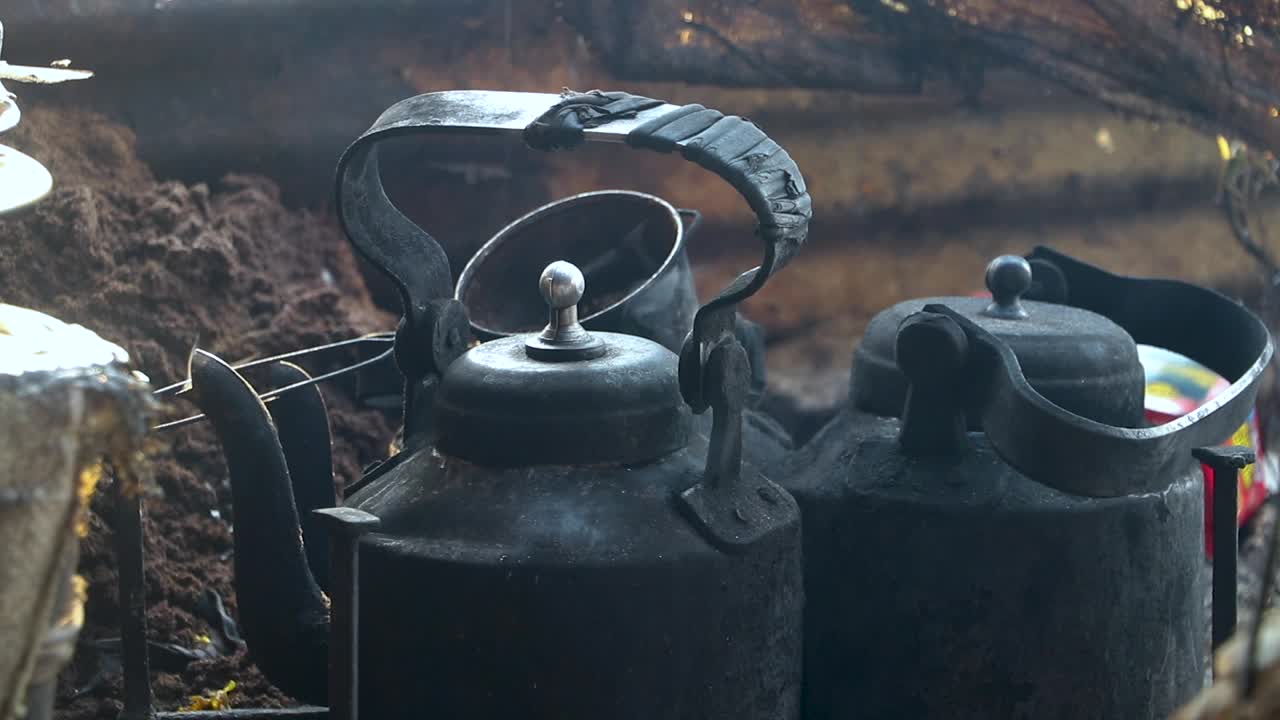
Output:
(1, 105), (396, 717)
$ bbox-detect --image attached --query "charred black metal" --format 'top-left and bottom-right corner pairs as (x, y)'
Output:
(894, 311), (970, 456)
(434, 330), (694, 467)
(114, 470), (154, 720)
(522, 90), (667, 150)
(679, 339), (796, 550)
(314, 507), (380, 720)
(852, 256), (1147, 433)
(111, 337), (403, 717)
(268, 363), (337, 593)
(1194, 445), (1257, 654)
(187, 350), (331, 706)
(779, 249), (1272, 720)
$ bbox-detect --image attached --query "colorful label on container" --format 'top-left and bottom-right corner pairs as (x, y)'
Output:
(1139, 345), (1268, 556)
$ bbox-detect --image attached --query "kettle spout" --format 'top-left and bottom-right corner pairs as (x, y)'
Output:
(187, 349), (330, 705)
(267, 361), (339, 593)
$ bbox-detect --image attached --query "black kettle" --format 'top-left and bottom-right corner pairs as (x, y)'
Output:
(778, 248), (1273, 719)
(188, 88), (812, 720)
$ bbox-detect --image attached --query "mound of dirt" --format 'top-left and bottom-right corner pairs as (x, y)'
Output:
(1, 105), (396, 718)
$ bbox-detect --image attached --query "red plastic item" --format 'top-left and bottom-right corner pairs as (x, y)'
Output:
(1139, 345), (1267, 558)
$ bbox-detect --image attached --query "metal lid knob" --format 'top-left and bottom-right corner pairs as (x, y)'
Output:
(525, 261), (607, 361)
(982, 255), (1033, 320)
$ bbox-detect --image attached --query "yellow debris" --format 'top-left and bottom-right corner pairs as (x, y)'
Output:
(1095, 127), (1115, 154)
(180, 680), (237, 711)
(75, 462), (102, 538)
(52, 575), (87, 631)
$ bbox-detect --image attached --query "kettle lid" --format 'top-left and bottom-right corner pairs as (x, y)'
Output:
(852, 255), (1147, 427)
(456, 190), (688, 340)
(434, 260), (692, 466)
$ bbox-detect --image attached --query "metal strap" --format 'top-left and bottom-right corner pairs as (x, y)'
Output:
(919, 254), (1272, 495)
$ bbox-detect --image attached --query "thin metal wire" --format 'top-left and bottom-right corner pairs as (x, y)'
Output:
(151, 332), (395, 397)
(151, 343), (397, 433)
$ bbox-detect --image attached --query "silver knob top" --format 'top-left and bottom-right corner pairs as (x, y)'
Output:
(526, 260), (606, 361)
(539, 260), (585, 311)
(982, 255), (1032, 320)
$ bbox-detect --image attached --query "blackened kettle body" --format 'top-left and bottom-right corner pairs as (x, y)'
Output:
(778, 250), (1273, 720)
(188, 89), (811, 720)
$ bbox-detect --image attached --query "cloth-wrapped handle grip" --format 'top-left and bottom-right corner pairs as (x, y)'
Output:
(524, 91), (810, 308)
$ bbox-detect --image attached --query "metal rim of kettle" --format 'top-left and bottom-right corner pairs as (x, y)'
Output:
(454, 189), (688, 340)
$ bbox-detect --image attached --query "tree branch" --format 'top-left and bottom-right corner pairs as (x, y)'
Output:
(561, 0), (1280, 155)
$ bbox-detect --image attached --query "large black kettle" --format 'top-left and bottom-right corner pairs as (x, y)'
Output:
(779, 249), (1273, 719)
(188, 89), (811, 720)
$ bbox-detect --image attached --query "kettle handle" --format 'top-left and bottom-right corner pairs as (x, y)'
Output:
(1024, 246), (1261, 381)
(910, 251), (1272, 496)
(334, 89), (808, 549)
(333, 90), (810, 395)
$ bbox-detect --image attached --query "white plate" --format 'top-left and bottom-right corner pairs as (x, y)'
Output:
(0, 143), (51, 216)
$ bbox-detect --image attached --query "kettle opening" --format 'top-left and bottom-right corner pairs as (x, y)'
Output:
(457, 190), (684, 337)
